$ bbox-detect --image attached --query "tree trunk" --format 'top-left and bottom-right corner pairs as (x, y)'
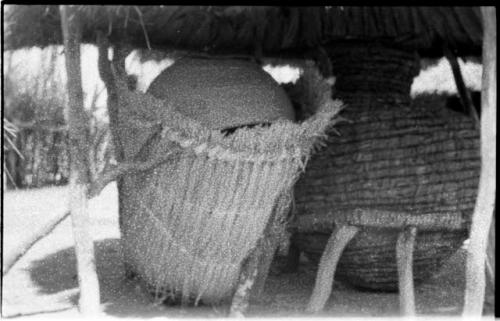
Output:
(60, 5), (100, 315)
(463, 6), (496, 316)
(96, 33), (130, 277)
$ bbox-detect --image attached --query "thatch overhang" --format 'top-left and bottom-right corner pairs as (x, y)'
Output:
(4, 6), (483, 59)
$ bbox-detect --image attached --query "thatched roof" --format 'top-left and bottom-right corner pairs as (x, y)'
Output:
(4, 6), (483, 58)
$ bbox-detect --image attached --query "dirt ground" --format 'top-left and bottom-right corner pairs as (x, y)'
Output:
(2, 183), (495, 319)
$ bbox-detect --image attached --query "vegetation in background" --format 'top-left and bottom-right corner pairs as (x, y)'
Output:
(3, 118), (22, 188)
(3, 45), (110, 188)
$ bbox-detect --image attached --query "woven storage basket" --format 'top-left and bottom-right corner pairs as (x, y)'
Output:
(113, 58), (343, 304)
(293, 99), (480, 290)
(292, 43), (481, 291)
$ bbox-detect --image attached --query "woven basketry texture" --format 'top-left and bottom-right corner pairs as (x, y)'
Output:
(294, 228), (468, 291)
(113, 59), (343, 304)
(294, 101), (480, 228)
(147, 58), (296, 130)
(292, 43), (480, 290)
(293, 101), (479, 290)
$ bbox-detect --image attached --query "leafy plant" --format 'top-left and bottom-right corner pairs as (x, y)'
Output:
(3, 118), (23, 187)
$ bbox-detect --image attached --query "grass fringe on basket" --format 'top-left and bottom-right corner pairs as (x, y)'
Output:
(115, 67), (344, 165)
(115, 64), (343, 304)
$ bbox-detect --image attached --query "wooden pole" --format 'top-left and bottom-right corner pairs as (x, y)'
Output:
(485, 214), (495, 309)
(463, 6), (496, 317)
(60, 5), (100, 315)
(306, 225), (359, 313)
(229, 198), (285, 317)
(443, 45), (480, 124)
(396, 226), (417, 316)
(3, 148), (181, 277)
(250, 193), (293, 299)
(229, 239), (263, 317)
(3, 209), (69, 275)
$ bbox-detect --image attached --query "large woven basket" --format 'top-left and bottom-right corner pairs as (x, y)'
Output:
(113, 58), (343, 304)
(293, 96), (480, 290)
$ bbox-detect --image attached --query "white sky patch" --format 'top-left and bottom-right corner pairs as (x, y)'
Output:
(263, 64), (302, 84)
(410, 57), (482, 97)
(125, 51), (174, 92)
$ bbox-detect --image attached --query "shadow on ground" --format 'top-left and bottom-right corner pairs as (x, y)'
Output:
(27, 238), (314, 318)
(28, 239), (485, 317)
(28, 238), (225, 318)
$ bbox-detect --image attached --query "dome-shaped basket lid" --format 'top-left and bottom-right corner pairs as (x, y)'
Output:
(147, 57), (295, 130)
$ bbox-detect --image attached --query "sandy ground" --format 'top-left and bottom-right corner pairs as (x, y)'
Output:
(1, 183), (495, 319)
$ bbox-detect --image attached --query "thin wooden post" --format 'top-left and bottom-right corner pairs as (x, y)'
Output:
(229, 241), (262, 317)
(249, 221), (281, 300)
(444, 45), (480, 124)
(463, 6), (496, 317)
(396, 226), (417, 316)
(250, 193), (293, 299)
(485, 214), (495, 310)
(306, 225), (359, 313)
(3, 209), (70, 275)
(60, 5), (100, 315)
(229, 198), (285, 317)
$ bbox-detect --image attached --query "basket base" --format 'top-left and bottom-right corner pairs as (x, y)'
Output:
(123, 261), (220, 307)
(292, 229), (467, 292)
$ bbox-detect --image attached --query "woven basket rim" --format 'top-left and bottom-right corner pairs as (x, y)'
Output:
(116, 68), (344, 163)
(291, 207), (469, 232)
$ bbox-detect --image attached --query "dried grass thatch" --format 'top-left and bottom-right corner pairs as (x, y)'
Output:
(4, 6), (483, 58)
(111, 60), (343, 304)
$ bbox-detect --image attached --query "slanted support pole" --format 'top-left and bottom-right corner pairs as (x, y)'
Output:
(60, 5), (100, 315)
(443, 44), (480, 124)
(250, 192), (294, 299)
(229, 198), (288, 317)
(463, 6), (496, 317)
(249, 222), (282, 300)
(229, 243), (261, 317)
(306, 225), (359, 313)
(396, 226), (417, 316)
